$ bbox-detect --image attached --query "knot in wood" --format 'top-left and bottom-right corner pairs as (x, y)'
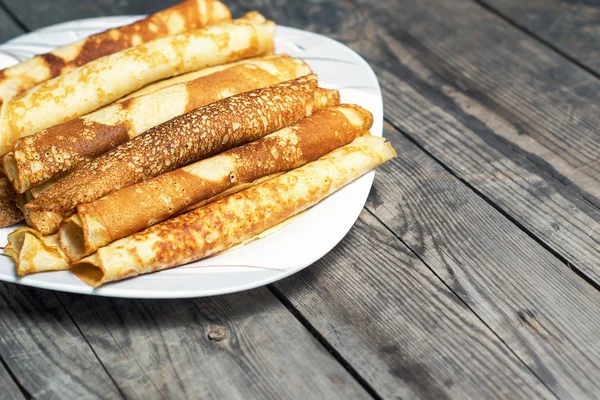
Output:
(207, 326), (229, 342)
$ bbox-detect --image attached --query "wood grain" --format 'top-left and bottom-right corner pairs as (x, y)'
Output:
(376, 0), (600, 282)
(0, 368), (25, 400)
(0, 4), (22, 42)
(0, 0), (128, 31)
(0, 283), (123, 399)
(359, 122), (600, 397)
(481, 0), (600, 73)
(275, 208), (553, 399)
(373, 0), (600, 285)
(56, 288), (370, 400)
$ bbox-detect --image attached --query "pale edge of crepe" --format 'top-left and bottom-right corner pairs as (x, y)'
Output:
(4, 228), (68, 275)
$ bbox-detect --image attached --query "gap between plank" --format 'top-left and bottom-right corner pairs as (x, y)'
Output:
(0, 0), (29, 32)
(383, 116), (600, 295)
(0, 352), (33, 399)
(79, 295), (168, 398)
(54, 293), (127, 400)
(471, 0), (600, 81)
(267, 284), (385, 400)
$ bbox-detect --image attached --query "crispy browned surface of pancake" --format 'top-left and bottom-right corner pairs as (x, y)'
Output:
(0, 176), (22, 227)
(24, 75), (340, 234)
(59, 104), (373, 261)
(4, 55), (311, 193)
(70, 136), (397, 287)
(0, 0), (231, 109)
(0, 13), (275, 155)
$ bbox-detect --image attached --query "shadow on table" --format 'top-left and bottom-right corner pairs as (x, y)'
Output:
(0, 281), (285, 351)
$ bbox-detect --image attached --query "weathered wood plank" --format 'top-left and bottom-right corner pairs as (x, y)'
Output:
(365, 0), (600, 285)
(371, 0), (600, 279)
(275, 208), (554, 399)
(0, 367), (25, 400)
(359, 122), (600, 397)
(0, 284), (123, 399)
(481, 0), (600, 73)
(0, 0), (121, 31)
(0, 3), (23, 42)
(55, 288), (371, 400)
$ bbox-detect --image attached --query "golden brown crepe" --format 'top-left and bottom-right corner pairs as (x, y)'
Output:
(70, 135), (397, 287)
(24, 75), (340, 234)
(0, 0), (231, 109)
(0, 12), (275, 155)
(59, 104), (373, 261)
(4, 55), (311, 193)
(0, 176), (22, 227)
(5, 228), (68, 275)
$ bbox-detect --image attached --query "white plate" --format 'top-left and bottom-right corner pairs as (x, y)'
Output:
(0, 16), (383, 298)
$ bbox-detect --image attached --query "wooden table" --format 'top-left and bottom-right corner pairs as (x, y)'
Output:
(0, 0), (599, 398)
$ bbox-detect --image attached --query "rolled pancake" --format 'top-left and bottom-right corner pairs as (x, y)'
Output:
(60, 104), (373, 261)
(70, 135), (397, 287)
(5, 228), (68, 275)
(0, 12), (275, 155)
(0, 176), (22, 226)
(0, 0), (231, 108)
(24, 75), (340, 234)
(4, 55), (311, 193)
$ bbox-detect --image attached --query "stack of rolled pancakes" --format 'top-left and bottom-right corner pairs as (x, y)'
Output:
(0, 0), (396, 287)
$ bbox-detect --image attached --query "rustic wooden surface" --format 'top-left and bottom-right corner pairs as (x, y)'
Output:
(0, 0), (599, 398)
(482, 0), (600, 73)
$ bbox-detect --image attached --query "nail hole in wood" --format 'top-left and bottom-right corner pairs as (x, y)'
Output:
(207, 326), (228, 342)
